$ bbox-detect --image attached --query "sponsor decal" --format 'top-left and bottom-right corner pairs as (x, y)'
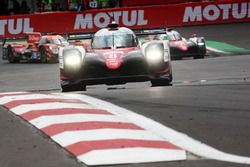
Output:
(74, 10), (148, 30)
(28, 35), (40, 41)
(27, 33), (42, 43)
(89, 2), (98, 8)
(104, 51), (123, 69)
(183, 2), (250, 22)
(0, 18), (34, 36)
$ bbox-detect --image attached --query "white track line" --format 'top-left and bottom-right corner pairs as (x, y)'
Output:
(52, 129), (166, 147)
(0, 92), (28, 95)
(11, 102), (93, 115)
(206, 46), (228, 54)
(58, 93), (250, 165)
(0, 94), (73, 105)
(30, 114), (131, 129)
(78, 148), (186, 166)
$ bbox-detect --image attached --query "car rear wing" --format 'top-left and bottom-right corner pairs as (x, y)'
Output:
(1, 32), (42, 46)
(67, 33), (94, 43)
(133, 28), (167, 36)
(1, 37), (28, 46)
(133, 28), (167, 43)
(1, 36), (29, 60)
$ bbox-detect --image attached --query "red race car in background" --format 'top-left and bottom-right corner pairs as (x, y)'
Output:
(2, 33), (68, 63)
(59, 23), (172, 92)
(154, 29), (206, 60)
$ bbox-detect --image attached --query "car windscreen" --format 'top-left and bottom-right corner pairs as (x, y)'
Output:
(92, 33), (137, 49)
(51, 38), (69, 45)
(172, 31), (182, 41)
(39, 37), (68, 45)
(166, 33), (176, 40)
(39, 38), (49, 45)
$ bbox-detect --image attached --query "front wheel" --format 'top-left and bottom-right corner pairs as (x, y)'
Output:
(193, 54), (205, 59)
(151, 74), (172, 87)
(40, 47), (48, 63)
(61, 83), (86, 92)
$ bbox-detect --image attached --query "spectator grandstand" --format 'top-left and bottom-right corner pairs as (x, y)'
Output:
(0, 0), (217, 15)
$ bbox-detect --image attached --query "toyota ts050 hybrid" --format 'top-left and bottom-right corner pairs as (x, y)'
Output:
(59, 23), (172, 92)
(154, 29), (206, 60)
(2, 33), (68, 63)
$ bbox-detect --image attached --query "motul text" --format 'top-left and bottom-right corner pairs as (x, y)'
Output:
(74, 10), (148, 30)
(183, 2), (250, 22)
(0, 18), (34, 36)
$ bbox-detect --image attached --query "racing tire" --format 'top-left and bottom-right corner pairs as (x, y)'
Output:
(61, 83), (86, 92)
(47, 58), (59, 64)
(7, 47), (20, 63)
(171, 56), (181, 60)
(193, 54), (205, 59)
(151, 74), (173, 87)
(40, 47), (48, 63)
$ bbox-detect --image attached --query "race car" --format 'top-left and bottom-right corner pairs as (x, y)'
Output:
(59, 23), (172, 92)
(2, 33), (68, 63)
(154, 29), (206, 60)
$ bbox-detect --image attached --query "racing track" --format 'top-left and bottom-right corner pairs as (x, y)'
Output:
(0, 23), (250, 167)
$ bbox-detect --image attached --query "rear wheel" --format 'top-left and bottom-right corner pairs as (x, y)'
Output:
(40, 47), (47, 63)
(7, 47), (20, 63)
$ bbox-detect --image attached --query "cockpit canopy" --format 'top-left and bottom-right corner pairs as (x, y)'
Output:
(39, 35), (69, 46)
(91, 27), (138, 49)
(154, 31), (182, 41)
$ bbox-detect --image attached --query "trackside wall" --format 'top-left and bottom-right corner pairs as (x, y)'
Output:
(0, 0), (249, 38)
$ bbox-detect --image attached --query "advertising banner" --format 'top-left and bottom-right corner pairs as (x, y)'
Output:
(0, 1), (250, 38)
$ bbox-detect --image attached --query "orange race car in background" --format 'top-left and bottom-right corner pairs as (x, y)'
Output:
(2, 33), (68, 63)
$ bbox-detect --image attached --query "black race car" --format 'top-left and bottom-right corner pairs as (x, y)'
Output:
(59, 23), (173, 92)
(154, 29), (206, 60)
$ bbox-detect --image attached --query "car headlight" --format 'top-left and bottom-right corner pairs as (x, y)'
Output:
(63, 49), (82, 70)
(146, 50), (163, 62)
(145, 43), (164, 64)
(49, 46), (59, 54)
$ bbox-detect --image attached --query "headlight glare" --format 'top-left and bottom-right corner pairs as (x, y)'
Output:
(64, 49), (82, 69)
(145, 43), (164, 64)
(65, 55), (81, 66)
(146, 50), (163, 63)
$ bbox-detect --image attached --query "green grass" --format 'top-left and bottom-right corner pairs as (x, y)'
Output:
(206, 41), (250, 54)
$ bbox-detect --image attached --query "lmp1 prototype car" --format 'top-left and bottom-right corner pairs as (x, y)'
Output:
(154, 29), (206, 60)
(59, 23), (172, 92)
(2, 33), (68, 63)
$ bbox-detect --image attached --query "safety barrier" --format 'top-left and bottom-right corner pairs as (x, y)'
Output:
(0, 0), (249, 38)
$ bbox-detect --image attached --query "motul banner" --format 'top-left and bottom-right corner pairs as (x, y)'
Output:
(0, 0), (250, 38)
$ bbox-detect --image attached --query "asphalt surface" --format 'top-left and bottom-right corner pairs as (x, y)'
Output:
(0, 22), (250, 167)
